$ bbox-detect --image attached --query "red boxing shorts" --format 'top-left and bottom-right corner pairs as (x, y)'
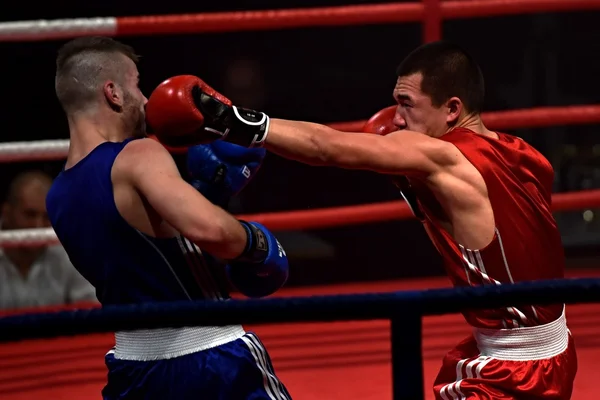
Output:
(433, 309), (577, 399)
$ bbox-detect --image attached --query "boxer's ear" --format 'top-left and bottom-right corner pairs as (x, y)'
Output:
(445, 97), (463, 126)
(104, 80), (123, 112)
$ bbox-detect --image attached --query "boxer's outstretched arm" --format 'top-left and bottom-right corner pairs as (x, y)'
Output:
(265, 119), (458, 176)
(119, 138), (247, 259)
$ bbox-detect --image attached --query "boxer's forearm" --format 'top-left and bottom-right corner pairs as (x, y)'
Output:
(264, 118), (449, 175)
(265, 119), (340, 166)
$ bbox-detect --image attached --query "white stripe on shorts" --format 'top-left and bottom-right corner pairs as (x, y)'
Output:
(241, 334), (288, 400)
(438, 356), (493, 400)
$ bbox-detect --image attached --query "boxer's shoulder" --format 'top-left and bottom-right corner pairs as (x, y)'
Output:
(114, 138), (173, 174)
(112, 136), (186, 209)
(119, 137), (164, 156)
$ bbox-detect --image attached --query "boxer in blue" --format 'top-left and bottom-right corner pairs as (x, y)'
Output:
(46, 36), (291, 400)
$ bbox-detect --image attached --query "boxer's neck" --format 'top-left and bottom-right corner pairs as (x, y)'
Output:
(65, 108), (130, 169)
(449, 113), (497, 139)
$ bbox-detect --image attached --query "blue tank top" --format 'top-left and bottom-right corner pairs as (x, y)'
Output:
(46, 139), (231, 305)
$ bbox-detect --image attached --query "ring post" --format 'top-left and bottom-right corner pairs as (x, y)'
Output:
(391, 312), (424, 399)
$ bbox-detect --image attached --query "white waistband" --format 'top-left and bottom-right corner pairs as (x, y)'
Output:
(473, 310), (569, 361)
(112, 325), (246, 361)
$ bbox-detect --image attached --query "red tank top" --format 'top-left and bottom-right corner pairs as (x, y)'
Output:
(398, 128), (564, 329)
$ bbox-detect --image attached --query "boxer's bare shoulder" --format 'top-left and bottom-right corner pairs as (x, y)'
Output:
(114, 137), (172, 170)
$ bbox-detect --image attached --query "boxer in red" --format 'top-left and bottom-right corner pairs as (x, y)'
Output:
(146, 41), (577, 399)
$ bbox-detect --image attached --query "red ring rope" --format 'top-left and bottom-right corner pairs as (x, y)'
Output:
(117, 4), (421, 36)
(115, 0), (600, 36)
(0, 0), (598, 42)
(1, 189), (597, 249)
(237, 190), (600, 231)
(331, 104), (600, 133)
(155, 104), (600, 155)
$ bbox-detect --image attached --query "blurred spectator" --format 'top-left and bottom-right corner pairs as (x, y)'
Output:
(0, 170), (97, 310)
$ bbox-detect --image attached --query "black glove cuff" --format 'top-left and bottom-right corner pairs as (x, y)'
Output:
(192, 87), (230, 137)
(192, 86), (270, 148)
(235, 220), (269, 263)
(225, 106), (270, 148)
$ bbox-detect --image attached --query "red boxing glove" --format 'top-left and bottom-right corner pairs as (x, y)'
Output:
(146, 75), (232, 148)
(362, 105), (397, 135)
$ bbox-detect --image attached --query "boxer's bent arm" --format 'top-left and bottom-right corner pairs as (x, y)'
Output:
(265, 119), (457, 177)
(118, 138), (247, 259)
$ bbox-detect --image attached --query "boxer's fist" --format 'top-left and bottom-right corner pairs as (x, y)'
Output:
(194, 83), (270, 148)
(146, 75), (232, 147)
(227, 221), (289, 298)
(146, 74), (270, 149)
(187, 140), (266, 208)
(362, 105), (397, 135)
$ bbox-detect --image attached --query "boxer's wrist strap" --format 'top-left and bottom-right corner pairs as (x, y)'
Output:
(225, 106), (270, 148)
(192, 86), (270, 148)
(236, 220), (269, 263)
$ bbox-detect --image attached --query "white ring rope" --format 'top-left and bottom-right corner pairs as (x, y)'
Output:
(0, 140), (70, 163)
(0, 228), (58, 248)
(0, 18), (116, 42)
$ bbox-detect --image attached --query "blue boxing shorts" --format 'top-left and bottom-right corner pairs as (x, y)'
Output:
(102, 325), (291, 400)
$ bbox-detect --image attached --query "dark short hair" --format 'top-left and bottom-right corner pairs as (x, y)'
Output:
(396, 41), (485, 114)
(55, 36), (139, 113)
(5, 170), (52, 205)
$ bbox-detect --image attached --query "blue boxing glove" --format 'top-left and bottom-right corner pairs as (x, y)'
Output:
(228, 221), (289, 298)
(187, 140), (266, 208)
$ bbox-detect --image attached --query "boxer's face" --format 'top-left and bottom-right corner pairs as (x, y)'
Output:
(392, 73), (452, 138)
(122, 58), (148, 138)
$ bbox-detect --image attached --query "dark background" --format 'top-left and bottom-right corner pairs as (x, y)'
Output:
(2, 1), (600, 286)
